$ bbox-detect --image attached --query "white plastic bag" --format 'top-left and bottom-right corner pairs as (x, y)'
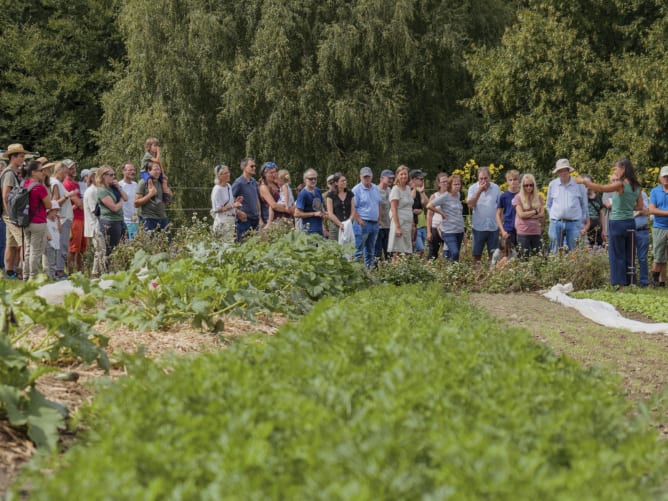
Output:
(338, 219), (355, 246)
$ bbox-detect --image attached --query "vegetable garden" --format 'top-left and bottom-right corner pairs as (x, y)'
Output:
(1, 227), (668, 498)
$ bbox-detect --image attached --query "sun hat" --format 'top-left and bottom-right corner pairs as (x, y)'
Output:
(380, 169), (395, 178)
(553, 158), (574, 174)
(2, 144), (30, 159)
(360, 166), (373, 177)
(660, 166), (668, 178)
(410, 169), (426, 179)
(36, 156), (48, 164)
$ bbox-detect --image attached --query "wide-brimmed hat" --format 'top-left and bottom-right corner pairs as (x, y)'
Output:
(36, 156), (48, 164)
(2, 143), (30, 159)
(553, 158), (574, 174)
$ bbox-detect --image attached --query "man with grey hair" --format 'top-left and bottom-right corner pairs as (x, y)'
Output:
(546, 158), (589, 252)
(352, 166), (382, 268)
(467, 166), (501, 265)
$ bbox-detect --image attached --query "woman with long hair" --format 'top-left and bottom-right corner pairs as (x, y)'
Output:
(426, 172), (449, 260)
(211, 164), (242, 243)
(21, 160), (52, 280)
(96, 165), (128, 256)
(426, 174), (465, 261)
(326, 172), (360, 242)
(576, 158), (643, 287)
(388, 165), (414, 258)
(512, 173), (545, 258)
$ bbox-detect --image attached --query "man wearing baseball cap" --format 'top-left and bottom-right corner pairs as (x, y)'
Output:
(649, 165), (668, 286)
(352, 166), (382, 268)
(546, 158), (589, 252)
(375, 169), (395, 260)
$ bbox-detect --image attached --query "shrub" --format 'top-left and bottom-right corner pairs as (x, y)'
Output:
(16, 285), (667, 499)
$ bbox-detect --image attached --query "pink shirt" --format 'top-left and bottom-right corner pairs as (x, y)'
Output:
(512, 193), (543, 236)
(63, 177), (84, 221)
(25, 179), (49, 224)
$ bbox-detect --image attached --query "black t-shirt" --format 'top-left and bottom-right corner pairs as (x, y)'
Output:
(327, 190), (354, 222)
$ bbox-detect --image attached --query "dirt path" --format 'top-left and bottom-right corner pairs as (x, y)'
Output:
(469, 292), (668, 411)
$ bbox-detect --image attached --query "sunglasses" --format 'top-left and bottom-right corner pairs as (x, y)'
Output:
(104, 172), (115, 177)
(523, 183), (534, 187)
(306, 177), (317, 181)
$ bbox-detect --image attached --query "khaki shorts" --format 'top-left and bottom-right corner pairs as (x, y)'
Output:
(4, 215), (23, 248)
(652, 227), (668, 264)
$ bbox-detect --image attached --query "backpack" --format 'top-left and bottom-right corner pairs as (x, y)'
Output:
(8, 180), (38, 227)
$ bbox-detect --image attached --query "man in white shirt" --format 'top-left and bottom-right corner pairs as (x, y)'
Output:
(119, 161), (138, 239)
(467, 166), (501, 265)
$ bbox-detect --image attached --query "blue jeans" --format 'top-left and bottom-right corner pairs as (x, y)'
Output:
(414, 227), (427, 252)
(353, 220), (379, 268)
(0, 218), (5, 269)
(443, 233), (464, 261)
(471, 229), (499, 257)
(142, 218), (170, 232)
(549, 219), (580, 252)
(375, 228), (389, 260)
(236, 218), (259, 242)
(608, 218), (635, 286)
(635, 228), (649, 286)
(100, 219), (127, 256)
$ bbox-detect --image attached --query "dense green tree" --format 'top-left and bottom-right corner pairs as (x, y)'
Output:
(98, 0), (515, 212)
(465, 1), (668, 183)
(0, 0), (122, 163)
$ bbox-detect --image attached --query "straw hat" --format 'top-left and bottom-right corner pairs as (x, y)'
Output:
(1, 144), (29, 159)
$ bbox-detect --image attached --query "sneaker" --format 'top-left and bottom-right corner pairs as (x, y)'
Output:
(5, 271), (18, 279)
(54, 271), (68, 280)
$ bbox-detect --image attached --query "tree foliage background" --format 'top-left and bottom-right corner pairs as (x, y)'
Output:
(2, 0), (668, 212)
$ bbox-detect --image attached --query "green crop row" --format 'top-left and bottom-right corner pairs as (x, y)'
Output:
(14, 284), (667, 500)
(572, 288), (668, 323)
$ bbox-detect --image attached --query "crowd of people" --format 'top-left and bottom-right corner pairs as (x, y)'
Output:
(0, 139), (172, 280)
(220, 156), (668, 289)
(3, 139), (668, 289)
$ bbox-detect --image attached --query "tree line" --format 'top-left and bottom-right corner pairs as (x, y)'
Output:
(2, 0), (667, 213)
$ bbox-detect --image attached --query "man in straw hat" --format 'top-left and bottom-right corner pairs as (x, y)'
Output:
(0, 144), (30, 278)
(546, 158), (589, 253)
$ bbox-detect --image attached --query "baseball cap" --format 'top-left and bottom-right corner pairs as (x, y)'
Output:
(327, 174), (335, 183)
(360, 166), (373, 177)
(62, 158), (76, 168)
(410, 169), (426, 179)
(660, 166), (668, 178)
(380, 169), (395, 178)
(80, 169), (90, 180)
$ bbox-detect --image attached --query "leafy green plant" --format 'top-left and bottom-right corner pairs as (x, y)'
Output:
(92, 230), (370, 331)
(15, 285), (668, 499)
(572, 287), (668, 322)
(0, 279), (109, 451)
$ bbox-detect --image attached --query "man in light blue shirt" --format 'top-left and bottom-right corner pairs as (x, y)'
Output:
(466, 166), (500, 264)
(546, 158), (589, 252)
(352, 166), (382, 268)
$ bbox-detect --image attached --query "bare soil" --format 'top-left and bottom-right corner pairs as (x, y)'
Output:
(2, 293), (668, 496)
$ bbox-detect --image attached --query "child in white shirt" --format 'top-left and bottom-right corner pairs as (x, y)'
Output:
(45, 201), (62, 280)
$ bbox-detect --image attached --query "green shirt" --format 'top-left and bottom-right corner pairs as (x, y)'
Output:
(610, 182), (639, 221)
(137, 178), (167, 220)
(96, 186), (124, 221)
